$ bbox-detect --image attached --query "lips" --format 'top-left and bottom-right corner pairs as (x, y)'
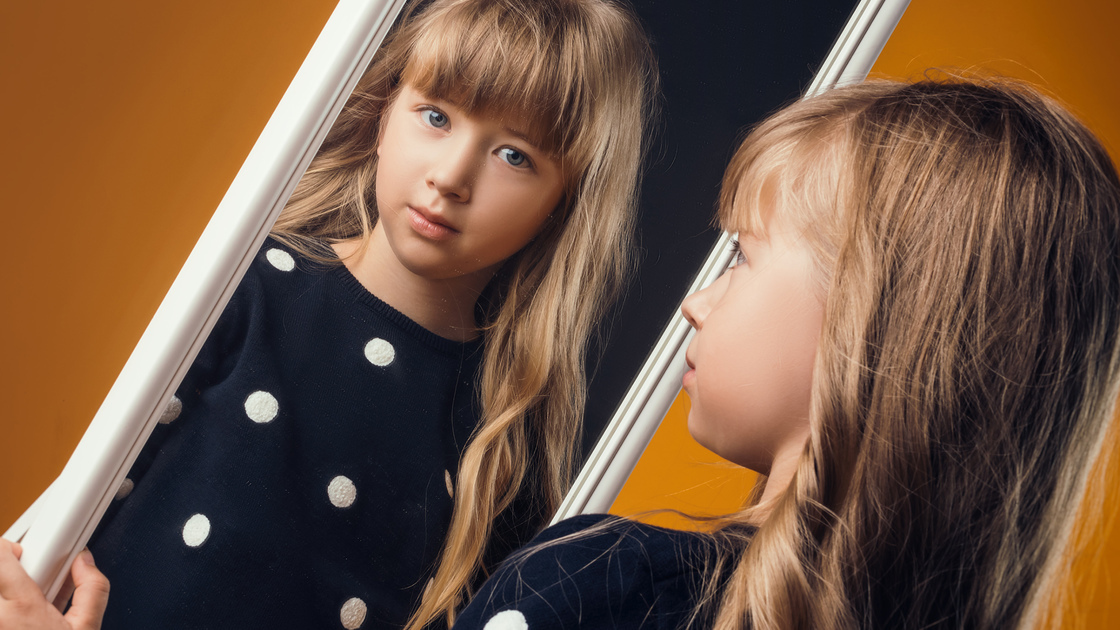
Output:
(682, 346), (697, 388)
(407, 206), (459, 240)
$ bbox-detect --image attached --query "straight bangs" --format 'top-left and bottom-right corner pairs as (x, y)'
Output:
(402, 0), (605, 175)
(718, 101), (854, 293)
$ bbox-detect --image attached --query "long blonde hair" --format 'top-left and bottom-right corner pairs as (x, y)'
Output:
(272, 0), (658, 627)
(700, 78), (1120, 629)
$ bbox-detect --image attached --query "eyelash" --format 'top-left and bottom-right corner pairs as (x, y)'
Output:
(419, 106), (534, 170)
(420, 107), (449, 129)
(729, 239), (748, 267)
(498, 147), (532, 169)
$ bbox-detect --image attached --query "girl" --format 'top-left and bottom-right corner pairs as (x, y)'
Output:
(3, 1), (656, 629)
(6, 77), (1116, 629)
(443, 77), (1120, 628)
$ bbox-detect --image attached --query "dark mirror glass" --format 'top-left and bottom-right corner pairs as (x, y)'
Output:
(583, 0), (857, 455)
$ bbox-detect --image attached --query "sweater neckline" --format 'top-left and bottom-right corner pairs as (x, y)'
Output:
(330, 262), (485, 356)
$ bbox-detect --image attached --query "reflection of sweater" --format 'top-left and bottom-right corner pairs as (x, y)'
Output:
(89, 238), (487, 629)
(454, 514), (753, 630)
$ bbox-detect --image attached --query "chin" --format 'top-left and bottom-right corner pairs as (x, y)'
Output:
(685, 413), (722, 457)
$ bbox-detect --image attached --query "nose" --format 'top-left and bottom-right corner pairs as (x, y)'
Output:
(427, 138), (476, 203)
(681, 269), (730, 330)
(681, 283), (712, 330)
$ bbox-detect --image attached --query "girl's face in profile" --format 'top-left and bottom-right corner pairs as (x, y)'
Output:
(681, 209), (824, 475)
(374, 84), (566, 283)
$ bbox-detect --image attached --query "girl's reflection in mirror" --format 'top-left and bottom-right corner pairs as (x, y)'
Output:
(78, 1), (658, 628)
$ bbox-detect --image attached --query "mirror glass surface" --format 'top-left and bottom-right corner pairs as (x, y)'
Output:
(581, 0), (857, 452)
(74, 0), (860, 626)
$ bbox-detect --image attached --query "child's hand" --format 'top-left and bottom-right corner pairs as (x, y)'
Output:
(0, 539), (109, 630)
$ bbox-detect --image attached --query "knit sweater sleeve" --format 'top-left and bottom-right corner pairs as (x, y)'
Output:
(91, 249), (258, 525)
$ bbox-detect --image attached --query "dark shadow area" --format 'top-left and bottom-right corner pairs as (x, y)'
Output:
(581, 0), (859, 457)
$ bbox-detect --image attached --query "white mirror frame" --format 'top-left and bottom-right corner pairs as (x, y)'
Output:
(553, 0), (913, 522)
(8, 0), (911, 601)
(11, 0), (406, 600)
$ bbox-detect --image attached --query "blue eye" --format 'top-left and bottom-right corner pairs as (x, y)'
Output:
(422, 109), (449, 128)
(498, 147), (529, 168)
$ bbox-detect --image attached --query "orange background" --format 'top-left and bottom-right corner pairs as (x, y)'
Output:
(0, 0), (340, 521)
(611, 1), (1120, 627)
(1, 0), (1118, 626)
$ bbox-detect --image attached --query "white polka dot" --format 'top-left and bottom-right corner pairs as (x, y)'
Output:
(328, 475), (356, 508)
(244, 391), (279, 424)
(483, 610), (528, 630)
(266, 248), (296, 271)
(340, 597), (367, 629)
(114, 478), (134, 500)
(182, 514), (211, 547)
(364, 338), (395, 367)
(445, 469), (454, 498)
(159, 395), (182, 424)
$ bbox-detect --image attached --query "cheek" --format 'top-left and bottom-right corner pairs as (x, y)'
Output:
(684, 327), (754, 461)
(686, 296), (822, 471)
(374, 124), (425, 199)
(476, 183), (560, 243)
(374, 155), (416, 213)
(483, 213), (553, 266)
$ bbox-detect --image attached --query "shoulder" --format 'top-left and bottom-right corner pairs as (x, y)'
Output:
(455, 515), (721, 630)
(200, 237), (332, 321)
(180, 237), (336, 376)
(219, 235), (345, 326)
(524, 514), (711, 569)
(248, 236), (335, 289)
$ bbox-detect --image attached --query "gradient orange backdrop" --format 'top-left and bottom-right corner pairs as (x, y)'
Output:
(611, 1), (1120, 627)
(1, 0), (1118, 626)
(1, 0), (337, 519)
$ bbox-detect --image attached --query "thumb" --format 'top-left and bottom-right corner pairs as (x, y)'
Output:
(62, 550), (109, 630)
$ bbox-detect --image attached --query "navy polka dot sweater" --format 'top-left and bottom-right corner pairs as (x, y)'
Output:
(88, 238), (513, 629)
(454, 515), (750, 630)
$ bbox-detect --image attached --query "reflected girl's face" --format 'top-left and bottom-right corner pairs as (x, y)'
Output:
(374, 84), (566, 282)
(680, 211), (824, 475)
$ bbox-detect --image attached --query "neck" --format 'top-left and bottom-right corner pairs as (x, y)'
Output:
(752, 432), (810, 521)
(332, 225), (494, 342)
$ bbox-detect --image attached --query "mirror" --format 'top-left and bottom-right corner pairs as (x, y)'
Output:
(6, 0), (900, 625)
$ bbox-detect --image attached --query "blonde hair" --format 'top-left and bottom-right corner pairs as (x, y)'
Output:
(700, 78), (1120, 629)
(272, 0), (658, 627)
